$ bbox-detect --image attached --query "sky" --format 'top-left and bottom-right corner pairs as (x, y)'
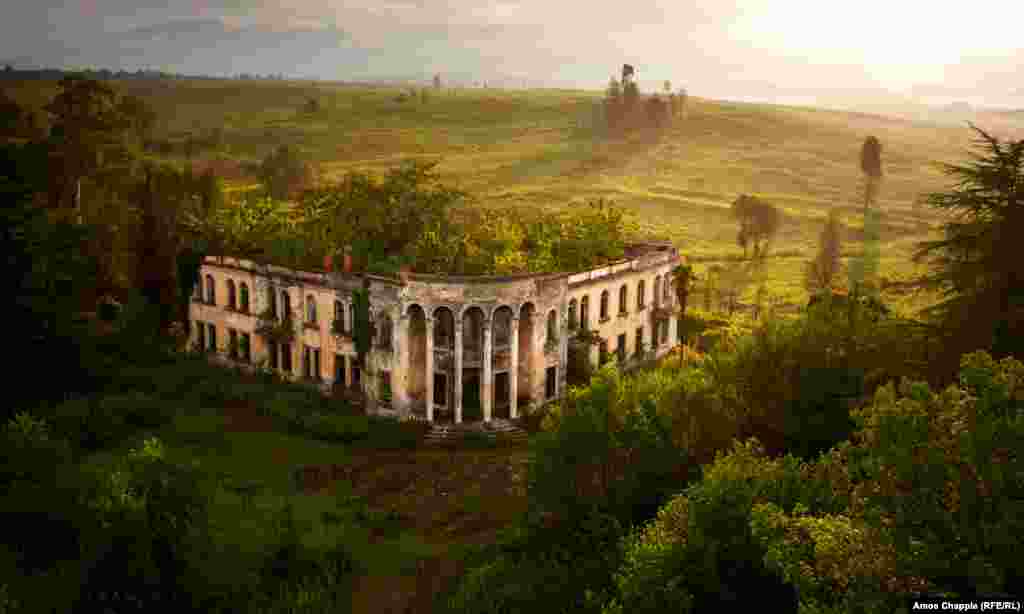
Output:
(4, 0), (1023, 108)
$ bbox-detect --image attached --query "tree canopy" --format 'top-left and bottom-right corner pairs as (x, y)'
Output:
(731, 194), (781, 260)
(913, 124), (1024, 364)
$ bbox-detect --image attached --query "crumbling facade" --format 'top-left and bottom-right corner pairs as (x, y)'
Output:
(189, 241), (682, 422)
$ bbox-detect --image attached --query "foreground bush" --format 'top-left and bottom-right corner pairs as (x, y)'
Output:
(607, 351), (1024, 614)
(603, 439), (810, 614)
(446, 511), (624, 614)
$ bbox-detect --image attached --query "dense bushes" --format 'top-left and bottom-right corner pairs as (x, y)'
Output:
(446, 510), (625, 614)
(530, 364), (695, 527)
(603, 351), (1024, 613)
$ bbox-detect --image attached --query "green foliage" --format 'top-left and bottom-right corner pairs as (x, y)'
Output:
(806, 209), (844, 295)
(530, 364), (694, 527)
(259, 143), (313, 201)
(351, 287), (371, 365)
(732, 194), (781, 260)
(913, 125), (1024, 368)
(446, 510), (625, 614)
(604, 439), (804, 614)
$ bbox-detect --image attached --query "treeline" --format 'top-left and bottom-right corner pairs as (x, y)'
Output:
(438, 125), (1024, 613)
(601, 64), (687, 134)
(0, 64), (287, 81)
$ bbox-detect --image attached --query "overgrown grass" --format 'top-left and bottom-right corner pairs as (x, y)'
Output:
(7, 78), (1001, 314)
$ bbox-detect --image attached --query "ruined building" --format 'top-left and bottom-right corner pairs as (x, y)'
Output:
(189, 241), (682, 423)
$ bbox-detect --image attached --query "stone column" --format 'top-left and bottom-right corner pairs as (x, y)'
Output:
(509, 316), (519, 420)
(482, 317), (492, 423)
(425, 316), (434, 422)
(395, 314), (410, 413)
(558, 302), (569, 398)
(454, 317), (463, 424)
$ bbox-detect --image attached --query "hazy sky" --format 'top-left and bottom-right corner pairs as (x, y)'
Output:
(4, 1), (1023, 106)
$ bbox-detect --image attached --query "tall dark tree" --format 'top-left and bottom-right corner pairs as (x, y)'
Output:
(860, 135), (883, 213)
(913, 124), (1024, 368)
(43, 76), (139, 221)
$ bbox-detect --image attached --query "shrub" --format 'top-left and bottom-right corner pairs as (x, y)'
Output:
(447, 510), (624, 614)
(604, 439), (805, 614)
(529, 365), (694, 528)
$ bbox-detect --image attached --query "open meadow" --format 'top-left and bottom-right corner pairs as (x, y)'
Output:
(9, 77), (1021, 314)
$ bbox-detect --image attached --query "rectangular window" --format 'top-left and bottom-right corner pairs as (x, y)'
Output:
(196, 320), (205, 351)
(434, 373), (447, 407)
(281, 343), (292, 373)
(617, 333), (626, 362)
(208, 324), (217, 352)
(335, 354), (346, 386)
(269, 341), (279, 369)
(545, 366), (557, 400)
(380, 371), (392, 403)
(229, 329), (238, 359)
(241, 333), (251, 363)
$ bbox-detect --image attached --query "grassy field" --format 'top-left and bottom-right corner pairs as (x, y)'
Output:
(9, 78), (1022, 315)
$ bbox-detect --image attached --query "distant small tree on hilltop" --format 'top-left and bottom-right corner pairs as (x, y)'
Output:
(732, 194), (781, 261)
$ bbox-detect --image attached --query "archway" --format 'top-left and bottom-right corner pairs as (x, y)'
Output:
(407, 304), (427, 417)
(461, 306), (486, 421)
(432, 306), (455, 420)
(492, 305), (514, 418)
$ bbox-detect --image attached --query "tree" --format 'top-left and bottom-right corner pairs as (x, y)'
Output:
(731, 194), (781, 261)
(805, 209), (844, 295)
(259, 144), (313, 201)
(117, 94), (157, 144)
(913, 124), (1024, 367)
(43, 76), (136, 220)
(671, 262), (696, 349)
(849, 136), (884, 301)
(860, 136), (883, 214)
(0, 90), (24, 136)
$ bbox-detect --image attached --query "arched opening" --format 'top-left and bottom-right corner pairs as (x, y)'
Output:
(239, 283), (249, 313)
(546, 309), (557, 344)
(600, 290), (609, 320)
(432, 307), (455, 418)
(267, 286), (277, 318)
(637, 280), (646, 310)
(664, 276), (671, 304)
(518, 303), (535, 408)
(461, 306), (486, 421)
(654, 275), (662, 307)
(492, 306), (514, 418)
(205, 275), (215, 305)
(619, 284), (628, 314)
(580, 295), (590, 330)
(568, 298), (578, 330)
(227, 279), (237, 309)
(407, 304), (427, 417)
